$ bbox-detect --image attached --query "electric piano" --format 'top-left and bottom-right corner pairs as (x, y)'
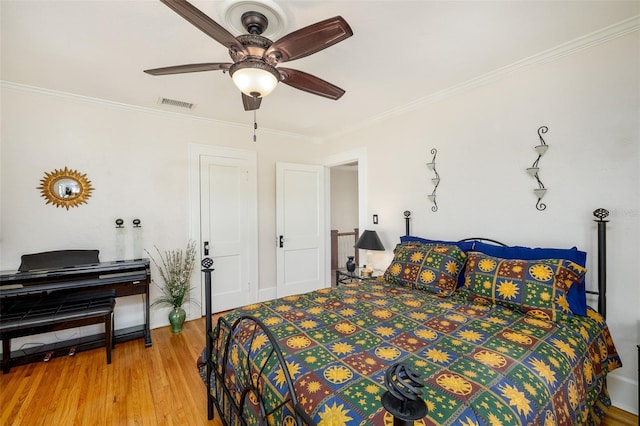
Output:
(0, 250), (151, 369)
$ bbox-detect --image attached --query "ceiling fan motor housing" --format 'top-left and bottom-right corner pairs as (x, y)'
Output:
(232, 34), (274, 63)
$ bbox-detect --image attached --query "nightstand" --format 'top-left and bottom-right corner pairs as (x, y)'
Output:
(335, 268), (382, 286)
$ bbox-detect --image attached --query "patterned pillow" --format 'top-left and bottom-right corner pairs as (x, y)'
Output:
(473, 241), (588, 316)
(400, 237), (475, 288)
(463, 251), (587, 321)
(384, 243), (467, 296)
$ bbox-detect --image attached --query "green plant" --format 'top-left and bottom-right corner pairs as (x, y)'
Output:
(147, 240), (198, 309)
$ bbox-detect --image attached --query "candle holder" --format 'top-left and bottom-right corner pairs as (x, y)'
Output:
(527, 126), (549, 211)
(427, 148), (439, 212)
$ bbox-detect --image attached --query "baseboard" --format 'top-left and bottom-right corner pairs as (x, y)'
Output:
(258, 287), (277, 303)
(608, 372), (639, 415)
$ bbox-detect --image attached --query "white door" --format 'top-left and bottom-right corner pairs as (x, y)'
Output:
(200, 152), (257, 313)
(276, 162), (326, 297)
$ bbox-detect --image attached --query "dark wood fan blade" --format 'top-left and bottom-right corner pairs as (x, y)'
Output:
(265, 16), (352, 63)
(242, 94), (262, 111)
(160, 0), (246, 54)
(278, 67), (345, 100)
(144, 63), (231, 75)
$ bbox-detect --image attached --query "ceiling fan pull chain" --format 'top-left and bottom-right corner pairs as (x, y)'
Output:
(253, 110), (258, 142)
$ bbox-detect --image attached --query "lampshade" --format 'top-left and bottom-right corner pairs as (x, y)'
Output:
(230, 61), (279, 98)
(355, 230), (385, 251)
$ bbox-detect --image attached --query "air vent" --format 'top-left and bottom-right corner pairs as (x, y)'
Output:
(157, 97), (195, 110)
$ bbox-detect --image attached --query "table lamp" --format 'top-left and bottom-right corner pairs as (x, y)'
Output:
(354, 230), (385, 277)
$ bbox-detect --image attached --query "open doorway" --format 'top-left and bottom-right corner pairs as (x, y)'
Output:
(323, 147), (367, 287)
(329, 162), (359, 285)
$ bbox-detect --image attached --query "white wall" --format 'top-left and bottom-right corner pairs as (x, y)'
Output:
(0, 85), (322, 337)
(319, 32), (639, 414)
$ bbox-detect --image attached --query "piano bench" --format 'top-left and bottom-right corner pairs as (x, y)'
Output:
(0, 289), (116, 374)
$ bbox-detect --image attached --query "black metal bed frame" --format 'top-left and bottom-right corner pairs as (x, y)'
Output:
(202, 208), (610, 425)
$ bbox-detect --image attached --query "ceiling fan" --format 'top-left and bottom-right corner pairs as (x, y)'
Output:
(144, 0), (353, 111)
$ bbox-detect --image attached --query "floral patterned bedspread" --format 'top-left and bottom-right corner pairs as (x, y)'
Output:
(206, 280), (621, 426)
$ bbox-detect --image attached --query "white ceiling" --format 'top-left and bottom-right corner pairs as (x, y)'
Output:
(2, 1), (638, 141)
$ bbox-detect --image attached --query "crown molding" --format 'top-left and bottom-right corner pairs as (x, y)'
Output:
(2, 14), (638, 145)
(325, 14), (640, 142)
(0, 80), (316, 143)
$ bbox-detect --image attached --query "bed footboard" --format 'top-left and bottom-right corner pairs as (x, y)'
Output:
(210, 314), (315, 426)
(201, 258), (313, 425)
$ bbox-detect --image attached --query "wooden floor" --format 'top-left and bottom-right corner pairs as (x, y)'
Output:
(1, 317), (220, 426)
(1, 317), (637, 425)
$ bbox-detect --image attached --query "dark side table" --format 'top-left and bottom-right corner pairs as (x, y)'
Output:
(335, 268), (381, 286)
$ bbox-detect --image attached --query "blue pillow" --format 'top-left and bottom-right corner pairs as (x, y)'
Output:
(473, 241), (587, 316)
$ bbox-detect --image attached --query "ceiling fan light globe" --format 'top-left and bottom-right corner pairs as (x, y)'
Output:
(230, 63), (279, 98)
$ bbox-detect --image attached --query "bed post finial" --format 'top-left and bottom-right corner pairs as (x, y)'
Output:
(593, 208), (608, 319)
(404, 211), (411, 236)
(593, 208), (609, 222)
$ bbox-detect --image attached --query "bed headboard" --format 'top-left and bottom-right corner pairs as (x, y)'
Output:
(401, 208), (609, 319)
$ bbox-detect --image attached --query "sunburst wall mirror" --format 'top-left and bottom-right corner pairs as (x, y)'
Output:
(37, 167), (94, 210)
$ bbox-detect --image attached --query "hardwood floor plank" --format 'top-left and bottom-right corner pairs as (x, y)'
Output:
(602, 406), (639, 426)
(1, 316), (636, 425)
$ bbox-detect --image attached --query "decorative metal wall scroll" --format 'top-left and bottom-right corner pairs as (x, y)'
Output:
(37, 167), (93, 210)
(526, 126), (549, 211)
(426, 148), (439, 212)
